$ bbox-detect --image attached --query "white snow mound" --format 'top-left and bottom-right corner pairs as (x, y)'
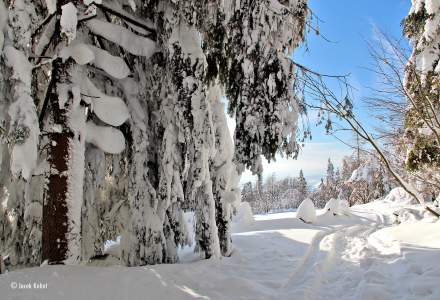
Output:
(383, 187), (417, 205)
(296, 198), (316, 223)
(324, 198), (340, 215)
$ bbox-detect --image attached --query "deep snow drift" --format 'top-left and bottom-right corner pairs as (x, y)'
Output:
(1, 196), (440, 300)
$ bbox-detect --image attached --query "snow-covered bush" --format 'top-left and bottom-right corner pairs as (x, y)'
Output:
(296, 198), (317, 223)
(324, 198), (340, 215)
(384, 187), (418, 205)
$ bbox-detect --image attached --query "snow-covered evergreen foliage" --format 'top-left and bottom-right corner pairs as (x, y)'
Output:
(404, 0), (440, 172)
(310, 159), (339, 208)
(0, 0), (308, 267)
(224, 0), (307, 174)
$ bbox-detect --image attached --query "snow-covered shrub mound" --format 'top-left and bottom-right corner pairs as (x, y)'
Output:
(296, 198), (317, 223)
(323, 198), (350, 215)
(324, 198), (340, 215)
(233, 202), (254, 227)
(393, 208), (426, 224)
(384, 187), (417, 205)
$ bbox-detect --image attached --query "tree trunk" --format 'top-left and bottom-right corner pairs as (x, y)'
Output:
(215, 199), (232, 256)
(42, 0), (87, 264)
(42, 58), (72, 263)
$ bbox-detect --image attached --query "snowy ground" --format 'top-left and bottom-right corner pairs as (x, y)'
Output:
(1, 197), (440, 300)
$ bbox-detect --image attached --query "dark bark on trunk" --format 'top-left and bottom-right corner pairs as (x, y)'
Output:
(41, 0), (79, 264)
(215, 195), (230, 256)
(42, 57), (74, 263)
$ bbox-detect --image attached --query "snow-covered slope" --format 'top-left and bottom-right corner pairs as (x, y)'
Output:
(1, 199), (439, 300)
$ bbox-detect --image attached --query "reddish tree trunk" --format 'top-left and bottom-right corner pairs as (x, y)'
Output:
(41, 0), (83, 264)
(42, 56), (74, 263)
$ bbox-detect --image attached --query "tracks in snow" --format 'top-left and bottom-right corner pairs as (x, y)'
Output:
(276, 213), (386, 300)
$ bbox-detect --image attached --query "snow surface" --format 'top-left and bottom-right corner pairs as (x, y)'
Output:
(2, 194), (440, 299)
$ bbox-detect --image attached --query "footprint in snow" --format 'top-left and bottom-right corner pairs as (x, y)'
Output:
(363, 269), (389, 284)
(357, 283), (393, 300)
(407, 263), (424, 275)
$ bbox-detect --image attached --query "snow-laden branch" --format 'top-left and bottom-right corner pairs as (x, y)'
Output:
(85, 122), (125, 154)
(59, 43), (130, 79)
(82, 78), (130, 126)
(94, 3), (156, 40)
(86, 19), (156, 58)
(295, 62), (440, 217)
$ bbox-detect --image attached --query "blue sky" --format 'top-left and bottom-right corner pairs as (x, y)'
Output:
(237, 0), (411, 186)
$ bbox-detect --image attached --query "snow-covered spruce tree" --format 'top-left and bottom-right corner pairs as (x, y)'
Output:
(297, 169), (308, 203)
(324, 158), (339, 201)
(310, 159), (339, 207)
(120, 0), (308, 261)
(404, 0), (440, 172)
(154, 1), (225, 261)
(35, 0), (151, 264)
(0, 0), (43, 267)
